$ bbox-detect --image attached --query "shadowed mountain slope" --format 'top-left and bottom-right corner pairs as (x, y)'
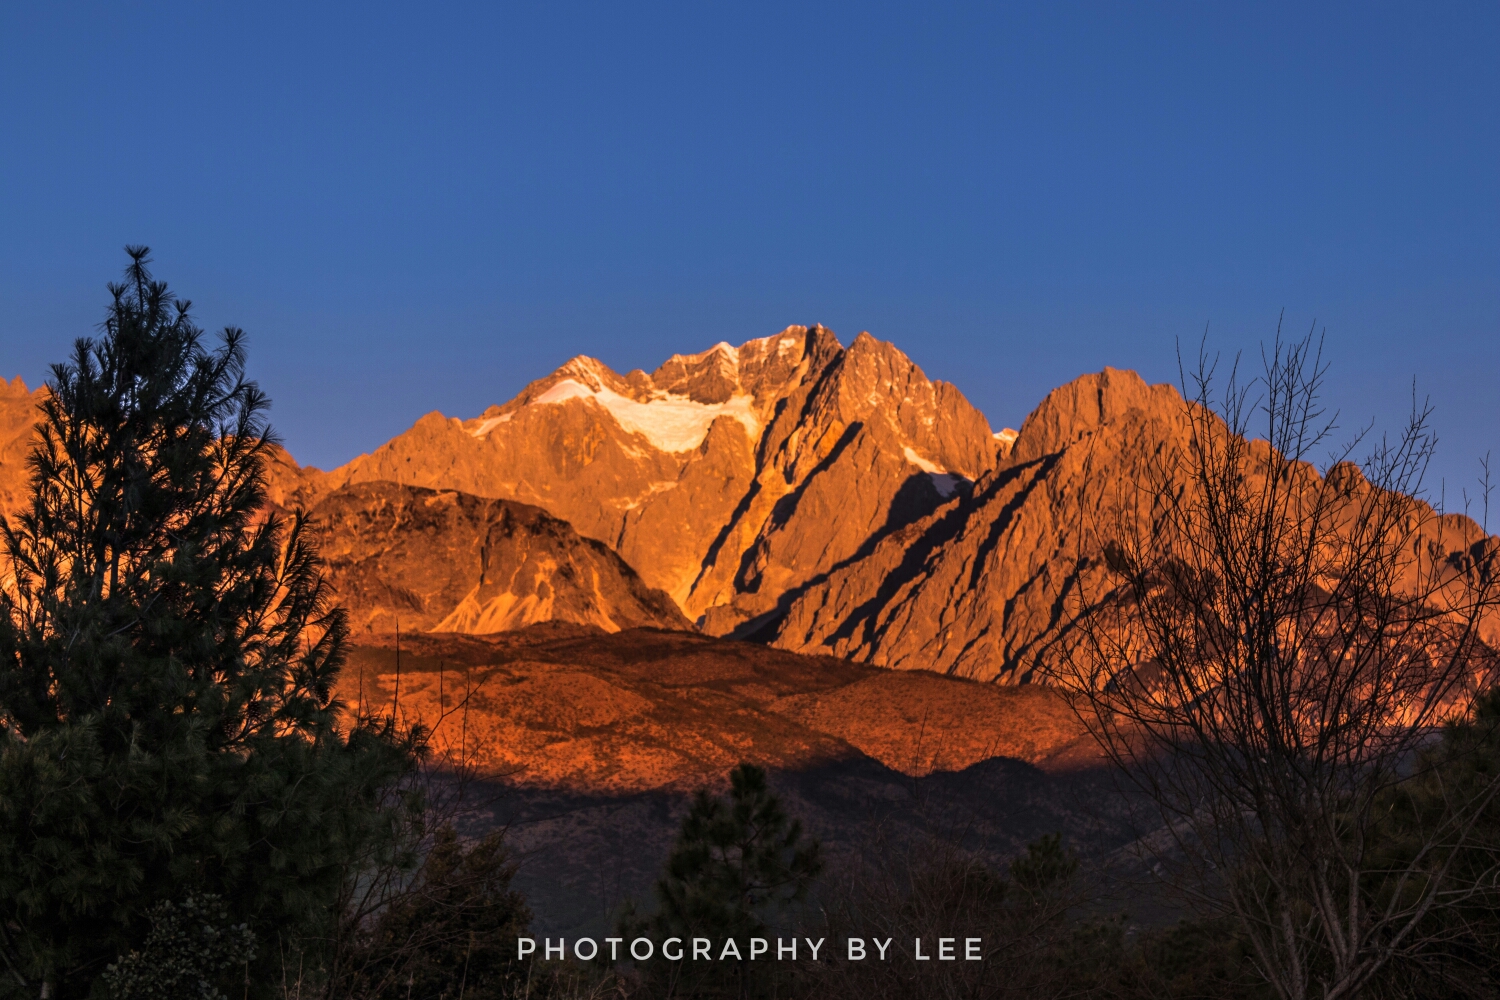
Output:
(344, 625), (1092, 790)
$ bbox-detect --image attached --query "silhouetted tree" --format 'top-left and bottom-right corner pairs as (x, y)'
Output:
(624, 763), (821, 998)
(657, 764), (821, 936)
(1360, 687), (1500, 997)
(100, 894), (256, 1000)
(0, 248), (418, 999)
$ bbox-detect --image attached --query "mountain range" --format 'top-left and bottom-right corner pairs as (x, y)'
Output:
(1, 326), (1493, 683)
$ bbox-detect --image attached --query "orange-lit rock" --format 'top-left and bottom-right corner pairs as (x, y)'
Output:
(772, 367), (1499, 681)
(308, 482), (690, 636)
(287, 327), (1001, 626)
(341, 625), (1094, 793)
(0, 377), (43, 519)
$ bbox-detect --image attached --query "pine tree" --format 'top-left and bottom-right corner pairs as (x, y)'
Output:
(625, 763), (820, 998)
(0, 248), (417, 999)
(655, 764), (821, 940)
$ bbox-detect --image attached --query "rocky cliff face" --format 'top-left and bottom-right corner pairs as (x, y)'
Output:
(287, 326), (1004, 631)
(308, 482), (690, 636)
(0, 374), (688, 638)
(770, 366), (1498, 682)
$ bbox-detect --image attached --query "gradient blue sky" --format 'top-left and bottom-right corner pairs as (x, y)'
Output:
(2, 3), (1496, 506)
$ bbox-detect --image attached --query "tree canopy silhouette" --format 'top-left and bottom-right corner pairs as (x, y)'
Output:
(0, 248), (418, 999)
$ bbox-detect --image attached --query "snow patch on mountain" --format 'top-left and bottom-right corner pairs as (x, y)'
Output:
(742, 332), (801, 354)
(468, 413), (512, 437)
(900, 445), (967, 497)
(529, 379), (761, 453)
(901, 445), (946, 475)
(620, 480), (681, 511)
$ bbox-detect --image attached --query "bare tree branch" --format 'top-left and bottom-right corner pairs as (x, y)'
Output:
(1053, 327), (1500, 1000)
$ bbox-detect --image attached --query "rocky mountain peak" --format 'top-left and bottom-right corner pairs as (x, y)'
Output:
(270, 326), (998, 631)
(772, 364), (1498, 683)
(1010, 366), (1183, 463)
(650, 341), (745, 404)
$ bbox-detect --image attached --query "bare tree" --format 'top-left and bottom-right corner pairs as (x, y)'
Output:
(1056, 329), (1500, 1000)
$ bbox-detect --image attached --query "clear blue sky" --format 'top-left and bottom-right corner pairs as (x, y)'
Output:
(2, 3), (1496, 509)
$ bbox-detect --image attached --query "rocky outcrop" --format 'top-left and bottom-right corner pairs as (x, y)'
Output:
(689, 330), (998, 634)
(294, 327), (1004, 628)
(261, 443), (327, 510)
(309, 482), (691, 636)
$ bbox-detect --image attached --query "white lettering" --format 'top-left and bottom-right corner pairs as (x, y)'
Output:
(874, 938), (892, 960)
(939, 937), (955, 960)
(915, 938), (930, 961)
(693, 938), (711, 960)
(777, 938), (796, 959)
(847, 938), (866, 960)
(805, 938), (825, 960)
(630, 938), (654, 961)
(606, 937), (623, 961)
(663, 938), (683, 961)
(517, 937), (536, 959)
(545, 938), (564, 960)
(966, 937), (982, 960)
(750, 938), (768, 960)
(720, 939), (742, 960)
(573, 938), (598, 961)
